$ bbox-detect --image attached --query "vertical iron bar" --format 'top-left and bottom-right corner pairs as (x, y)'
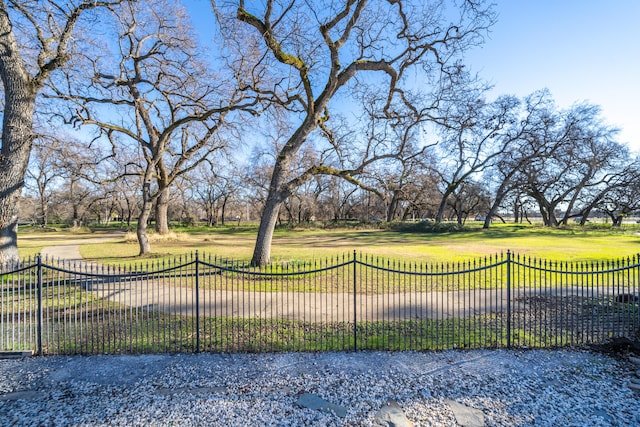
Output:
(360, 254), (368, 350)
(353, 250), (357, 351)
(637, 254), (640, 329)
(506, 251), (511, 349)
(37, 255), (43, 356)
(1, 260), (6, 351)
(195, 251), (201, 353)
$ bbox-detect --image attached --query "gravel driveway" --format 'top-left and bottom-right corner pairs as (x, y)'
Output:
(1, 349), (639, 426)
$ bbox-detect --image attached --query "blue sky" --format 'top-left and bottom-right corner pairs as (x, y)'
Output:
(185, 0), (640, 152)
(464, 0), (640, 152)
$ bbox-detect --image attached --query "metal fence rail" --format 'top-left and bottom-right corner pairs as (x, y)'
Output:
(1, 252), (638, 355)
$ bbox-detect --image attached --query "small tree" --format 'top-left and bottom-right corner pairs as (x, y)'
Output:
(25, 136), (65, 227)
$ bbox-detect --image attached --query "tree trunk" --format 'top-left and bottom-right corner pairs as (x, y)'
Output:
(579, 215), (589, 226)
(482, 207), (494, 229)
(72, 209), (79, 228)
(221, 195), (228, 226)
(137, 181), (154, 255)
(125, 200), (133, 227)
(38, 187), (49, 227)
(70, 180), (80, 227)
(538, 205), (549, 226)
(0, 184), (22, 264)
(0, 29), (36, 263)
(482, 200), (500, 228)
(251, 190), (284, 266)
(386, 191), (400, 222)
(436, 184), (457, 223)
(435, 196), (448, 223)
(546, 205), (559, 227)
(137, 200), (152, 255)
(155, 186), (170, 234)
(137, 209), (152, 255)
(455, 199), (464, 225)
(483, 172), (517, 229)
(251, 136), (302, 266)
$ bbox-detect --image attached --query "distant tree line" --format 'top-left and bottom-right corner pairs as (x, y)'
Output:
(22, 86), (640, 230)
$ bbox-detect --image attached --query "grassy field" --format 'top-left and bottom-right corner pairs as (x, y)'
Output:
(8, 222), (639, 355)
(16, 222), (640, 264)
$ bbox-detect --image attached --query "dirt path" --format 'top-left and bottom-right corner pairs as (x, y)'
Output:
(40, 233), (125, 261)
(38, 237), (513, 320)
(37, 235), (629, 323)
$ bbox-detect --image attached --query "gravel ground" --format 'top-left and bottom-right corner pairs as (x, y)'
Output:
(1, 349), (639, 426)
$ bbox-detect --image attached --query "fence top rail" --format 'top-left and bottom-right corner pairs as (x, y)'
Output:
(0, 262), (38, 276)
(45, 259), (198, 279)
(1, 252), (638, 278)
(355, 257), (509, 276)
(199, 258), (353, 277)
(511, 257), (640, 274)
(0, 259), (198, 279)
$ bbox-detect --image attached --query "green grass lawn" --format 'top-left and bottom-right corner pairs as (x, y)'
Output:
(17, 222), (640, 264)
(9, 222), (639, 355)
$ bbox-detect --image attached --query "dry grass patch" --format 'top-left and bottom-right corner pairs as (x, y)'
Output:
(123, 231), (191, 243)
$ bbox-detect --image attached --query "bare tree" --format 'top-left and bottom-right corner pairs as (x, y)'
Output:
(54, 0), (258, 255)
(433, 92), (521, 223)
(522, 102), (621, 226)
(572, 154), (640, 226)
(401, 166), (441, 221)
(55, 137), (107, 227)
(187, 158), (241, 227)
(214, 0), (495, 265)
(0, 0), (122, 263)
(110, 174), (140, 227)
(369, 153), (425, 223)
(446, 180), (490, 224)
(596, 166), (640, 226)
(480, 90), (557, 228)
(25, 136), (66, 227)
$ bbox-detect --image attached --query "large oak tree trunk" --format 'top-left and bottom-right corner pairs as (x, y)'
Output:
(251, 189), (283, 266)
(0, 11), (36, 263)
(252, 158), (293, 266)
(0, 100), (34, 264)
(386, 191), (400, 222)
(155, 186), (170, 234)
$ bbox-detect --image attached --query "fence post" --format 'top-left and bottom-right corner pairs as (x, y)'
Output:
(195, 251), (201, 353)
(353, 250), (357, 352)
(36, 255), (43, 356)
(506, 250), (511, 349)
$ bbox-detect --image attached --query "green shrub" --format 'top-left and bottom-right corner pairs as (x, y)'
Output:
(388, 221), (471, 233)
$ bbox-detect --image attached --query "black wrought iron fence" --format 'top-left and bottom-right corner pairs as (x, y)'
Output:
(1, 252), (638, 355)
